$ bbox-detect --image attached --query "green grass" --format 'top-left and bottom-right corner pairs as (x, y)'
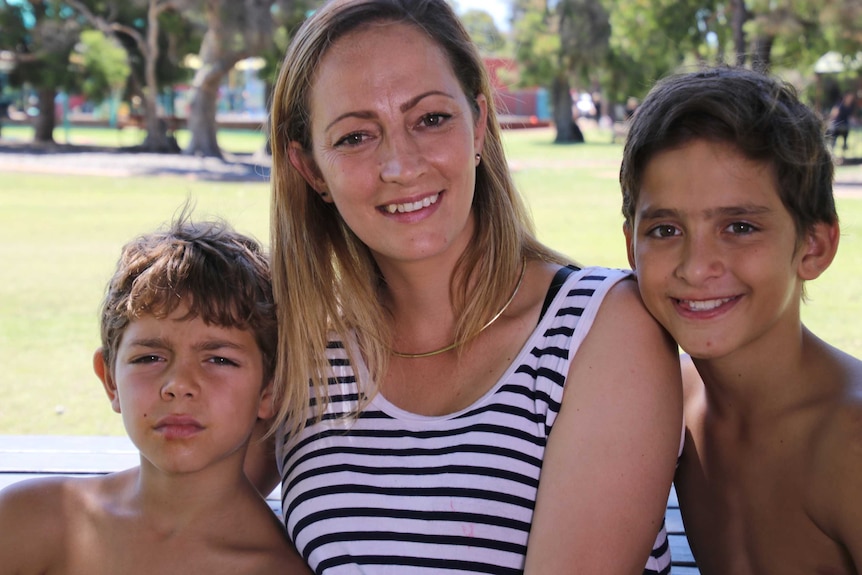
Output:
(1, 124), (267, 154)
(0, 126), (860, 435)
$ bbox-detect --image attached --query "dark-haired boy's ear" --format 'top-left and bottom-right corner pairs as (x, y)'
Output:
(93, 348), (122, 414)
(797, 221), (840, 281)
(287, 142), (333, 203)
(623, 221), (637, 270)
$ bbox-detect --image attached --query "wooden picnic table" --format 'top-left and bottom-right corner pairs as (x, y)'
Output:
(0, 435), (699, 573)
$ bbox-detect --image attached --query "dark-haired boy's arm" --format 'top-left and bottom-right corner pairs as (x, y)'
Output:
(245, 417), (281, 496)
(828, 409), (862, 569)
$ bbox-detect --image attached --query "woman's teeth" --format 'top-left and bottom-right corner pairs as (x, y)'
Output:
(384, 193), (439, 214)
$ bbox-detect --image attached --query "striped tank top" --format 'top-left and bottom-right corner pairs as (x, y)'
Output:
(276, 266), (671, 574)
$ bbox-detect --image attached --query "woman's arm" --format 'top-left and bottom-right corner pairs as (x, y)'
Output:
(524, 279), (682, 574)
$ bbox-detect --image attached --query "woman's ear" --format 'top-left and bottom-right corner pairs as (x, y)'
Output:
(473, 94), (488, 158)
(288, 142), (332, 202)
(798, 221), (840, 281)
(93, 348), (122, 414)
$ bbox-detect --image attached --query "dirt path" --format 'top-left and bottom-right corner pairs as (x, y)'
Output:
(2, 139), (861, 196)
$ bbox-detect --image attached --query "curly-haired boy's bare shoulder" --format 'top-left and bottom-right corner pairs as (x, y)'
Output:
(0, 474), (104, 574)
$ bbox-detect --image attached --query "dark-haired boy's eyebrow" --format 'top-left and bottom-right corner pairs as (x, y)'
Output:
(637, 206), (678, 221)
(708, 204), (772, 218)
(637, 203), (772, 222)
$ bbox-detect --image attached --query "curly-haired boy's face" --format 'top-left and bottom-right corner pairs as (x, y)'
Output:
(624, 139), (813, 361)
(94, 300), (273, 475)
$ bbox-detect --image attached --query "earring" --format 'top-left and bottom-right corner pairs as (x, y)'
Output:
(320, 191), (328, 198)
(475, 153), (481, 164)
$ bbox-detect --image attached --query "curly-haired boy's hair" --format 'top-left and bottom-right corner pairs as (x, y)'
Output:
(99, 213), (277, 385)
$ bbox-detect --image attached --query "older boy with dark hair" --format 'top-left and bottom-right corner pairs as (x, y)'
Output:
(621, 66), (862, 574)
(0, 215), (310, 575)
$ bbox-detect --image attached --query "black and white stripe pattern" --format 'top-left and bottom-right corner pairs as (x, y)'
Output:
(277, 266), (671, 574)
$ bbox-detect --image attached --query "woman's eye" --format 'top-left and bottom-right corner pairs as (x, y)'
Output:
(421, 113), (451, 128)
(334, 132), (365, 147)
(647, 225), (679, 238)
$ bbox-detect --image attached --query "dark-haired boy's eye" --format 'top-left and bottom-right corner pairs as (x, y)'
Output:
(647, 224), (679, 238)
(727, 222), (757, 234)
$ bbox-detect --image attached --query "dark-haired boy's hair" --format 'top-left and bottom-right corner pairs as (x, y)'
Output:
(99, 215), (277, 384)
(620, 66), (837, 237)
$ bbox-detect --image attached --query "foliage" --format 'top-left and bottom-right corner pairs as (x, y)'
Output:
(72, 30), (131, 103)
(460, 9), (507, 55)
(2, 1), (81, 92)
(601, 0), (721, 104)
(512, 2), (557, 88)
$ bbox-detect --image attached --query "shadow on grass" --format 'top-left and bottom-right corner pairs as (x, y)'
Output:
(0, 140), (272, 183)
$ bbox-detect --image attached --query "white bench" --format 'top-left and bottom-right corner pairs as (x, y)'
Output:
(0, 435), (699, 573)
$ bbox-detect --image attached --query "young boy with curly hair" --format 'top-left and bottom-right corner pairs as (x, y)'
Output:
(0, 215), (310, 575)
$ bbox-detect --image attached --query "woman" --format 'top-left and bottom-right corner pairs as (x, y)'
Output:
(259, 0), (682, 573)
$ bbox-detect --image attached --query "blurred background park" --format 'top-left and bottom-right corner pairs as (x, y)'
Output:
(1, 0), (861, 436)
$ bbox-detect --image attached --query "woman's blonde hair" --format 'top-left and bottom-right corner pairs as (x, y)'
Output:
(269, 0), (566, 436)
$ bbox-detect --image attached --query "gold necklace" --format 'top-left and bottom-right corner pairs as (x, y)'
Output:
(391, 257), (527, 359)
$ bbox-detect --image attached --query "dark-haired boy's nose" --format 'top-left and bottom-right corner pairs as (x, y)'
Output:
(675, 235), (724, 285)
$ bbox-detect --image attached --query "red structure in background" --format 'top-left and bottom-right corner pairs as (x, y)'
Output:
(484, 57), (550, 129)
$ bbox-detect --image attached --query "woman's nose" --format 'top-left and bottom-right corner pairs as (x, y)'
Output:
(379, 133), (426, 183)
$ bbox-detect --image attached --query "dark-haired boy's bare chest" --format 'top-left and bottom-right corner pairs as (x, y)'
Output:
(675, 416), (854, 575)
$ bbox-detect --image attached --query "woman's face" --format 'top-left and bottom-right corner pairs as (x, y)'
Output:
(290, 21), (487, 268)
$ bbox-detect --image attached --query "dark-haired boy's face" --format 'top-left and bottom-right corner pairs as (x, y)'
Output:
(625, 139), (806, 362)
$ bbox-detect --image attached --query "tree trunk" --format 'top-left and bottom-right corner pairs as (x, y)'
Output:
(552, 75), (580, 144)
(185, 64), (224, 158)
(750, 35), (773, 73)
(139, 0), (176, 153)
(140, 86), (176, 152)
(731, 0), (748, 66)
(34, 87), (56, 144)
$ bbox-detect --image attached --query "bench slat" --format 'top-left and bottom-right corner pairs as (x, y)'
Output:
(0, 436), (699, 572)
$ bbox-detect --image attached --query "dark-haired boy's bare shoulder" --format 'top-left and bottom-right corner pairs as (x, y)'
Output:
(807, 346), (862, 568)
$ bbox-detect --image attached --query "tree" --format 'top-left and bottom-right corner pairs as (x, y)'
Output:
(66, 0), (189, 152)
(182, 0), (275, 158)
(602, 0), (720, 109)
(72, 29), (131, 124)
(512, 0), (610, 143)
(1, 0), (84, 143)
(460, 9), (507, 55)
(554, 0), (610, 142)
